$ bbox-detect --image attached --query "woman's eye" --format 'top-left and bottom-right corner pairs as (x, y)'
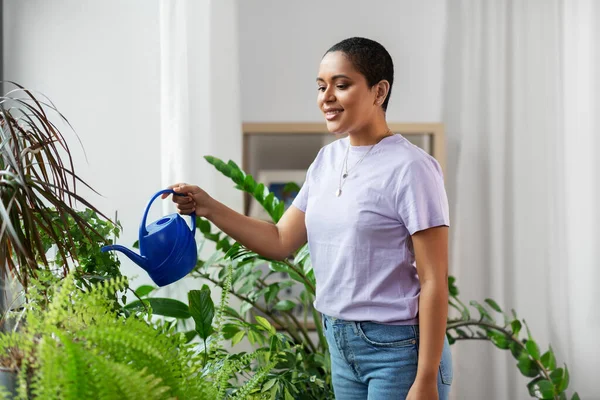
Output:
(336, 84), (348, 90)
(317, 86), (326, 92)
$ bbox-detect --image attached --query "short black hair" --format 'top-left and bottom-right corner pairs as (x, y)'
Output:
(325, 37), (394, 111)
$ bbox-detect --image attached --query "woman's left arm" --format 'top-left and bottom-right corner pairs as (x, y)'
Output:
(409, 225), (449, 396)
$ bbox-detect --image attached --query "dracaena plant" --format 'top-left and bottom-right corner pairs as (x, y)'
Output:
(0, 82), (112, 289)
(180, 155), (579, 400)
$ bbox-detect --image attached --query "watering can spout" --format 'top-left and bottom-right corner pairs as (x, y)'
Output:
(101, 244), (150, 271)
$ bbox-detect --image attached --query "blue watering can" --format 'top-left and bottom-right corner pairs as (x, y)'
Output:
(101, 189), (197, 286)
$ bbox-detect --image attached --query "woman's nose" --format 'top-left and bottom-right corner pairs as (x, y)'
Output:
(323, 86), (336, 102)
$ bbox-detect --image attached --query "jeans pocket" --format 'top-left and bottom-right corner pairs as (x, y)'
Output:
(356, 322), (417, 348)
(439, 337), (453, 385)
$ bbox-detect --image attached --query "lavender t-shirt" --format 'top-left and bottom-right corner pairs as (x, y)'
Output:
(292, 134), (449, 325)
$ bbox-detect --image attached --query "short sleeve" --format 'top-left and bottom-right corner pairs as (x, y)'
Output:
(395, 158), (450, 235)
(292, 162), (313, 213)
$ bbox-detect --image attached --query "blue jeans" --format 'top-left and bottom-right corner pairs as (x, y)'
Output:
(323, 314), (453, 400)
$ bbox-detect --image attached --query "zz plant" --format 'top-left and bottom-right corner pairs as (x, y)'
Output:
(187, 155), (579, 400)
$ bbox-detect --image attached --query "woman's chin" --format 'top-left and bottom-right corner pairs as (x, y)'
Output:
(324, 120), (346, 135)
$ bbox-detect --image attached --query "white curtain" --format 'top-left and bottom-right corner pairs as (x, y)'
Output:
(159, 0), (243, 298)
(444, 1), (599, 399)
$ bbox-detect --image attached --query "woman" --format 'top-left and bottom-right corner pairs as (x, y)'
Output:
(166, 37), (452, 400)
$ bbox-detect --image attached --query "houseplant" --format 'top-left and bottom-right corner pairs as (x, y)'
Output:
(184, 155), (580, 400)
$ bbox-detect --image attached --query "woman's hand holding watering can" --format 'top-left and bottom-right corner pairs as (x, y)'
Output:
(161, 183), (213, 217)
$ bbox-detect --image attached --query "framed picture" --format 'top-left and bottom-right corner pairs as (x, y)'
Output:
(248, 169), (307, 221)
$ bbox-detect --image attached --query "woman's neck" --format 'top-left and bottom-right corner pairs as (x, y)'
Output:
(347, 121), (392, 146)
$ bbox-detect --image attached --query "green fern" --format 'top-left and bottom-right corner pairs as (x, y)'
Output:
(0, 272), (216, 400)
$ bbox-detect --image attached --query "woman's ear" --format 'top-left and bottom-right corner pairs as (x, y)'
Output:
(374, 80), (390, 106)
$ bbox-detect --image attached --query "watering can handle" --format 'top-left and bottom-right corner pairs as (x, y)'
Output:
(140, 189), (197, 237)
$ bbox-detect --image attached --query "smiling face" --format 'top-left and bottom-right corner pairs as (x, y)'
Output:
(317, 51), (387, 135)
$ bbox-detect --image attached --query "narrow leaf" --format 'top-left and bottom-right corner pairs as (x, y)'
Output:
(484, 298), (503, 313)
(526, 339), (541, 360)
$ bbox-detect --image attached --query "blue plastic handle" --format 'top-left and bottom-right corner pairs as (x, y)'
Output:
(140, 189), (196, 237)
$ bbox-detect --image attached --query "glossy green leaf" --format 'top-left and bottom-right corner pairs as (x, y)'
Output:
(255, 315), (276, 335)
(550, 365), (570, 393)
(511, 320), (522, 337)
(244, 174), (256, 192)
(488, 330), (510, 349)
(124, 298), (190, 319)
(527, 378), (555, 399)
(517, 356), (540, 377)
(261, 378), (277, 393)
(188, 285), (215, 340)
(526, 340), (541, 360)
(541, 348), (557, 370)
(571, 393), (580, 400)
(510, 341), (524, 360)
(134, 284), (155, 298)
(231, 330), (246, 346)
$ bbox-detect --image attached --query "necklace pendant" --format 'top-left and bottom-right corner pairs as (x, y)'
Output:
(335, 189), (342, 197)
(342, 173), (348, 179)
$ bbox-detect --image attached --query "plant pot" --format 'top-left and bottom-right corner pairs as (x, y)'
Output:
(0, 368), (16, 398)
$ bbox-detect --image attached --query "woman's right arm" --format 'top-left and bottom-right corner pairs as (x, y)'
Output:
(164, 184), (307, 260)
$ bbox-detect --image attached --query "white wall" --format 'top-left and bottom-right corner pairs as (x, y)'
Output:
(4, 0), (162, 287)
(238, 0), (447, 123)
(3, 0), (243, 293)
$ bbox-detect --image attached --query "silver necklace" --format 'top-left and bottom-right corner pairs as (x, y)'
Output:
(336, 130), (391, 197)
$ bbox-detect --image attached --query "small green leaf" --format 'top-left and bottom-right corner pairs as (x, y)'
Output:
(134, 284), (155, 298)
(510, 341), (524, 360)
(517, 357), (540, 377)
(527, 378), (555, 399)
(470, 300), (493, 322)
(550, 365), (570, 393)
(124, 298), (191, 319)
(254, 183), (266, 201)
(261, 378), (277, 393)
(255, 315), (276, 335)
(197, 217), (211, 234)
(273, 300), (295, 311)
(488, 330), (510, 349)
(132, 240), (139, 249)
(485, 298), (503, 313)
(231, 330), (246, 346)
(511, 320), (522, 337)
(571, 393), (580, 400)
(188, 285), (215, 340)
(526, 339), (541, 360)
(243, 174), (255, 191)
(541, 348), (557, 370)
(447, 276), (459, 296)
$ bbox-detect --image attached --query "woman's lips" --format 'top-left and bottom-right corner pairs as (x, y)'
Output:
(324, 109), (343, 120)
